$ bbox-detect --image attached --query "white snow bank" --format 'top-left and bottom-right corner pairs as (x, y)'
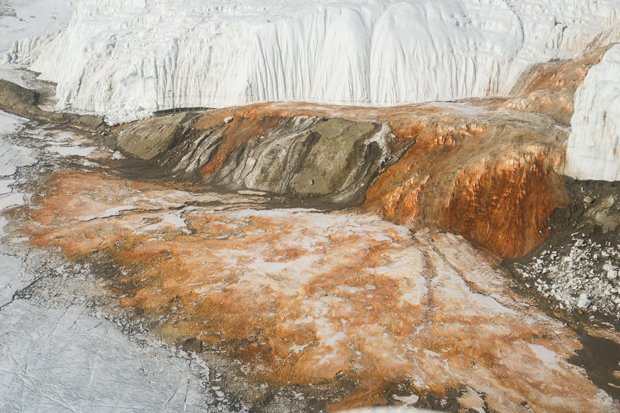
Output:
(0, 111), (35, 226)
(5, 0), (620, 120)
(0, 110), (24, 135)
(566, 44), (620, 182)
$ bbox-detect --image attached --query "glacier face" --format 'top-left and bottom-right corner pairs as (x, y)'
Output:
(5, 0), (620, 120)
(566, 44), (620, 182)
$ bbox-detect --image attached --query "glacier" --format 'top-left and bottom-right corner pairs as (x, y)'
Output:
(4, 0), (620, 120)
(0, 0), (71, 85)
(566, 44), (620, 182)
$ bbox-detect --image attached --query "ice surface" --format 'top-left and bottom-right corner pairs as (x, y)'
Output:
(0, 110), (34, 304)
(0, 110), (24, 136)
(0, 111), (33, 225)
(0, 301), (210, 412)
(6, 0), (620, 120)
(0, 110), (34, 229)
(0, 0), (71, 83)
(0, 0), (70, 55)
(566, 44), (620, 182)
(0, 112), (35, 176)
(0, 252), (27, 306)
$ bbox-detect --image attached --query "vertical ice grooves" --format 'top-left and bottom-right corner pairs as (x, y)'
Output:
(566, 44), (620, 182)
(4, 0), (620, 122)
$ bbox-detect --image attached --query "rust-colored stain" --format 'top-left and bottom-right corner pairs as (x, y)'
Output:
(363, 114), (567, 258)
(176, 102), (568, 258)
(198, 116), (280, 177)
(170, 48), (609, 259)
(443, 150), (566, 257)
(172, 64), (577, 259)
(17, 171), (618, 412)
(502, 46), (610, 125)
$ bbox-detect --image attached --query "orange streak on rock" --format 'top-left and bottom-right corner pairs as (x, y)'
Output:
(363, 113), (567, 257)
(181, 96), (569, 258)
(443, 150), (567, 257)
(198, 116), (280, 177)
(504, 47), (611, 125)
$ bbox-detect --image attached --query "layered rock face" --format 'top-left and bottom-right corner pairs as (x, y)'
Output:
(5, 0), (620, 121)
(154, 111), (391, 205)
(566, 44), (620, 182)
(363, 109), (567, 258)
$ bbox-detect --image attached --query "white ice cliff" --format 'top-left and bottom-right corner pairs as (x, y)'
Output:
(4, 0), (620, 120)
(566, 44), (620, 182)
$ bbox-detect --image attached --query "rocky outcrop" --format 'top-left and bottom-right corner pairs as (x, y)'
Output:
(363, 107), (568, 258)
(156, 111), (392, 205)
(0, 79), (104, 131)
(133, 101), (566, 258)
(117, 113), (192, 160)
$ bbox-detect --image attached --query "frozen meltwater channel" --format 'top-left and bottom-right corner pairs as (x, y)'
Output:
(0, 115), (227, 412)
(6, 0), (620, 122)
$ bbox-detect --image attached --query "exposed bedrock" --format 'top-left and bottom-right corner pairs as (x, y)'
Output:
(156, 113), (391, 205)
(364, 112), (568, 259)
(0, 79), (104, 131)
(117, 112), (193, 160)
(117, 101), (567, 258)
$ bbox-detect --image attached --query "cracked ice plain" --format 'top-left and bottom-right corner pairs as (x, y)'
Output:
(0, 302), (210, 413)
(0, 111), (37, 306)
(6, 0), (620, 122)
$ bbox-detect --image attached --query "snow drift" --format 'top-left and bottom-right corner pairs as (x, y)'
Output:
(5, 0), (620, 120)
